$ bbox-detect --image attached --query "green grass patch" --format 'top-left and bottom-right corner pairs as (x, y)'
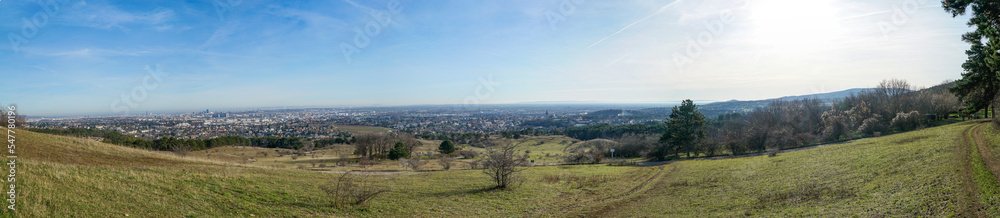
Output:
(600, 123), (969, 217)
(4, 122), (994, 216)
(969, 123), (1000, 215)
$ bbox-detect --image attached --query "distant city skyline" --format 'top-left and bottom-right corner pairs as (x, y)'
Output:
(1, 0), (973, 116)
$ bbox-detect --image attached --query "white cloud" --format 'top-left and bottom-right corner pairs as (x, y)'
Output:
(37, 48), (151, 57)
(65, 3), (175, 31)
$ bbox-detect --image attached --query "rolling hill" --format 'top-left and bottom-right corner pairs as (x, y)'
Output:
(697, 88), (871, 116)
(3, 120), (999, 216)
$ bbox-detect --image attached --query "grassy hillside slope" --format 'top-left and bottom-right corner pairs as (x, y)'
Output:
(0, 128), (655, 217)
(585, 121), (997, 217)
(2, 121), (997, 217)
(2, 128), (339, 217)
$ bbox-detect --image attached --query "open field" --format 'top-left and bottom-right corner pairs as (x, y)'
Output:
(590, 122), (974, 216)
(187, 134), (581, 172)
(5, 121), (1000, 216)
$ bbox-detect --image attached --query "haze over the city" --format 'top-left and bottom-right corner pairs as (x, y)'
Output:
(0, 0), (973, 116)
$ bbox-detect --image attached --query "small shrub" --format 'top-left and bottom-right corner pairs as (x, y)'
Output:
(542, 174), (562, 183)
(858, 115), (885, 136)
(407, 158), (426, 171)
(469, 159), (484, 169)
(482, 143), (529, 189)
(439, 156), (454, 170)
(457, 150), (479, 159)
(320, 172), (387, 207)
(767, 150), (779, 157)
(171, 144), (190, 157)
(339, 153), (351, 166)
(359, 156), (375, 166)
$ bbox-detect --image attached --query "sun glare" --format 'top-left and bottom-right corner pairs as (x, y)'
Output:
(749, 0), (844, 50)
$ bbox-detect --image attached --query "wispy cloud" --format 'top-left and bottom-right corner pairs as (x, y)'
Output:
(36, 48), (152, 57)
(199, 24), (238, 49)
(342, 0), (378, 14)
(65, 3), (175, 31)
(268, 7), (349, 28)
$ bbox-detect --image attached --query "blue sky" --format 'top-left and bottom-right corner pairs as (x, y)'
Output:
(0, 0), (974, 116)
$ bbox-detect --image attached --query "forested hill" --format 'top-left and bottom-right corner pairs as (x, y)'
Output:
(697, 88), (872, 117)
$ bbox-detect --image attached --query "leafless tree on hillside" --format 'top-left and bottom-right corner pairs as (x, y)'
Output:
(564, 139), (617, 164)
(353, 133), (422, 159)
(439, 156), (454, 170)
(406, 158), (425, 171)
(876, 78), (912, 98)
(483, 142), (529, 189)
(170, 144), (190, 157)
(320, 169), (387, 207)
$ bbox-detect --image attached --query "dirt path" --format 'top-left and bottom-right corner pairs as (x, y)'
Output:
(579, 164), (683, 217)
(956, 123), (987, 217)
(970, 123), (1000, 181)
(526, 165), (672, 217)
(556, 165), (669, 215)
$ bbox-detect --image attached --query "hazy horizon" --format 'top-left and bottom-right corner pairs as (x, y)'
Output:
(1, 0), (973, 116)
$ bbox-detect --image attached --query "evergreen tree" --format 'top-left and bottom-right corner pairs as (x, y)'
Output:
(387, 142), (409, 160)
(943, 0), (1000, 117)
(657, 99), (706, 159)
(438, 140), (456, 155)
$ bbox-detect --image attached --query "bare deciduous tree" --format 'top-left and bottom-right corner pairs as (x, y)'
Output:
(468, 159), (483, 169)
(170, 144), (190, 157)
(876, 78), (912, 98)
(564, 139), (617, 164)
(320, 170), (387, 207)
(406, 158), (425, 171)
(439, 156), (454, 170)
(483, 142), (529, 189)
(353, 133), (423, 159)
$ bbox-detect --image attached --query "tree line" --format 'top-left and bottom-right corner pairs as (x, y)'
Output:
(415, 132), (488, 145)
(352, 133), (423, 160)
(560, 79), (966, 161)
(562, 122), (669, 141)
(27, 128), (327, 151)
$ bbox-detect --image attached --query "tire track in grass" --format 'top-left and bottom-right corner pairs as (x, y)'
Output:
(971, 123), (1000, 181)
(564, 165), (677, 217)
(528, 165), (670, 217)
(968, 122), (1000, 215)
(957, 124), (983, 217)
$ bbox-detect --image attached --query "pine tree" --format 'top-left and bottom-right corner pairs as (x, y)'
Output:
(387, 142), (409, 160)
(657, 99), (706, 160)
(943, 0), (1000, 117)
(438, 140), (456, 155)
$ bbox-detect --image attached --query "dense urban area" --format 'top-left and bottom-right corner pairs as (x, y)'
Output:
(25, 104), (670, 140)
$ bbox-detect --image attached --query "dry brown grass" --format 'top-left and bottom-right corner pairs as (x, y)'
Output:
(14, 128), (199, 167)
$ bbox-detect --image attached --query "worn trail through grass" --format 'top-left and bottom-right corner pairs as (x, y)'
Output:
(971, 123), (1000, 181)
(962, 122), (1000, 215)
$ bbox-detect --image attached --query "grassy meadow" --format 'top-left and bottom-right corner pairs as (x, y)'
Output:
(3, 120), (1000, 216)
(186, 134), (581, 172)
